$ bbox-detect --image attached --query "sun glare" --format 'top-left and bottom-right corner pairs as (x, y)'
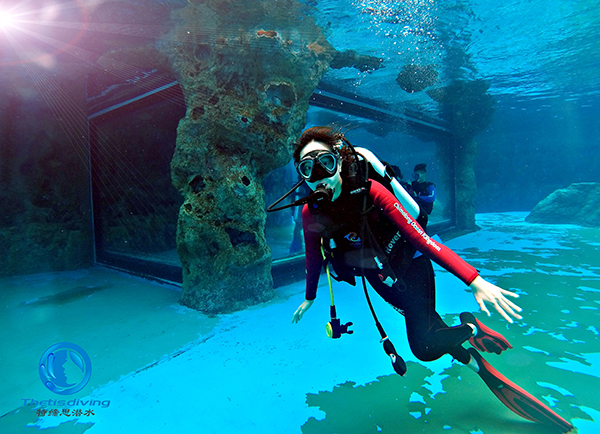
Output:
(0, 10), (14, 28)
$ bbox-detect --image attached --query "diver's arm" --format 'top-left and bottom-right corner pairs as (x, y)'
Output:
(469, 276), (522, 323)
(371, 181), (478, 284)
(292, 206), (322, 323)
(292, 299), (314, 323)
(301, 206), (323, 300)
(417, 184), (436, 203)
(371, 181), (522, 321)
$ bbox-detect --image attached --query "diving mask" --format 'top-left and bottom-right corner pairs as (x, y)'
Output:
(296, 150), (339, 182)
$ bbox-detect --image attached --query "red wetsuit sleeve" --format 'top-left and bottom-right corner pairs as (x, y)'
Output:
(301, 205), (323, 300)
(370, 180), (479, 285)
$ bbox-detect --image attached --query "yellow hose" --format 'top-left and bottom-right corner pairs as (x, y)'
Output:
(320, 241), (335, 307)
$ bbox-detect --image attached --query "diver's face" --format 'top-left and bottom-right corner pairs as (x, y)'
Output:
(413, 170), (425, 182)
(299, 141), (343, 201)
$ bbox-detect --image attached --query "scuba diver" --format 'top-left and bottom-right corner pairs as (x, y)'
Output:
(270, 126), (573, 433)
(411, 163), (436, 215)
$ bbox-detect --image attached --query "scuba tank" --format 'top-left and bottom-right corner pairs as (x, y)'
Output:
(353, 147), (420, 221)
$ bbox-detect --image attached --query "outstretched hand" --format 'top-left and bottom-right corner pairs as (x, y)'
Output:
(469, 276), (523, 323)
(292, 299), (314, 323)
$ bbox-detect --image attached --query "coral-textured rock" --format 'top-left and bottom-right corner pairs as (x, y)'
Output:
(161, 0), (333, 313)
(454, 138), (478, 230)
(526, 183), (600, 227)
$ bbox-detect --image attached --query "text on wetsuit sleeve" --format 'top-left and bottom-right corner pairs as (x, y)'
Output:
(393, 202), (441, 252)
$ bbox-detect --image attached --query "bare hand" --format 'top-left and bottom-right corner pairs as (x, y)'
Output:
(469, 276), (523, 323)
(292, 299), (314, 323)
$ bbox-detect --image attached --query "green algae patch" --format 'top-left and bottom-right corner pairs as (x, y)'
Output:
(301, 361), (588, 433)
(301, 362), (564, 433)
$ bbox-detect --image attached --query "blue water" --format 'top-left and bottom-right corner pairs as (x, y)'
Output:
(1, 0), (599, 432)
(304, 0), (600, 213)
(309, 0), (600, 102)
(2, 214), (599, 433)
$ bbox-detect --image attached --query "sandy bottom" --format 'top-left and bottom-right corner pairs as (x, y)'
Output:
(0, 212), (598, 433)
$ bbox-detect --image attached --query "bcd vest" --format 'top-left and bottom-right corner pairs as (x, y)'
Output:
(309, 177), (426, 288)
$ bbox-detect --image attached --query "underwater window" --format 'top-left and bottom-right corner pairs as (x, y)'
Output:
(87, 72), (186, 283)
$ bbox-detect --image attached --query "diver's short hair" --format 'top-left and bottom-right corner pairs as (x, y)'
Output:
(414, 163), (427, 173)
(390, 164), (403, 179)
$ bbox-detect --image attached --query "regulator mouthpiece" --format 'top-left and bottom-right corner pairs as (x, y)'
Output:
(309, 184), (334, 206)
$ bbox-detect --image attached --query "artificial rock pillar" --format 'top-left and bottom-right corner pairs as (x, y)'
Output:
(162, 0), (332, 313)
(428, 80), (494, 231)
(453, 137), (478, 230)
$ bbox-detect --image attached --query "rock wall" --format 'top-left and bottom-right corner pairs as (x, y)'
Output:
(0, 69), (92, 277)
(526, 183), (600, 227)
(0, 0), (183, 278)
(161, 0), (333, 313)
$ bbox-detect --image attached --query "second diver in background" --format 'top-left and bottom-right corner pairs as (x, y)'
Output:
(411, 163), (436, 215)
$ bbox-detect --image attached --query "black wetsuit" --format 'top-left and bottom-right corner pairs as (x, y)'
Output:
(302, 180), (476, 364)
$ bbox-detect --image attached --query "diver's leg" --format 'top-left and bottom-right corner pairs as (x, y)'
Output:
(372, 258), (572, 431)
(367, 256), (473, 364)
(402, 256), (475, 363)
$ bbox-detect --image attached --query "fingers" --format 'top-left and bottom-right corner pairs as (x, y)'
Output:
(506, 298), (523, 313)
(477, 294), (515, 323)
(495, 297), (527, 323)
(498, 297), (523, 320)
(477, 298), (491, 317)
(496, 304), (513, 324)
(292, 304), (307, 323)
(499, 288), (520, 298)
(292, 300), (314, 324)
(291, 309), (302, 324)
(482, 293), (512, 323)
(485, 287), (524, 319)
(487, 296), (513, 323)
(497, 289), (523, 315)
